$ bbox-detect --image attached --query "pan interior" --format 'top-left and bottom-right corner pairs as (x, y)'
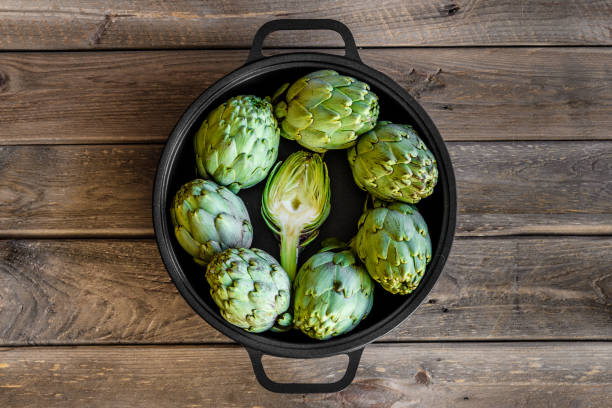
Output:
(164, 62), (446, 346)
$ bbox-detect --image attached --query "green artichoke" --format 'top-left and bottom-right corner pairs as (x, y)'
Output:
(170, 179), (253, 265)
(273, 70), (379, 153)
(293, 239), (374, 340)
(261, 150), (331, 281)
(347, 121), (438, 204)
(352, 199), (431, 295)
(206, 248), (291, 333)
(194, 95), (280, 193)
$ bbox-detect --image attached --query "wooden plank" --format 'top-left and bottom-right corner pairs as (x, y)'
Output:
(0, 343), (610, 407)
(1, 48), (611, 144)
(1, 237), (610, 344)
(0, 145), (158, 237)
(1, 1), (611, 49)
(452, 141), (612, 236)
(0, 142), (610, 237)
(0, 239), (223, 344)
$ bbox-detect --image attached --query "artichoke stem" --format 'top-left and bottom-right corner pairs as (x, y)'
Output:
(280, 228), (300, 282)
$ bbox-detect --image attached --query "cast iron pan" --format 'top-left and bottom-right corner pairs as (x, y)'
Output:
(153, 19), (457, 393)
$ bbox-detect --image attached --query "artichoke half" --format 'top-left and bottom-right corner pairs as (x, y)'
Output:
(348, 121), (438, 204)
(194, 95), (280, 193)
(170, 179), (253, 265)
(293, 240), (374, 340)
(206, 248), (291, 333)
(352, 198), (431, 295)
(273, 70), (379, 153)
(261, 151), (331, 281)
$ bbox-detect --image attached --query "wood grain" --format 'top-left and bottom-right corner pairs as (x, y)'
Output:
(0, 142), (610, 237)
(452, 142), (612, 236)
(0, 343), (610, 407)
(1, 1), (611, 49)
(0, 145), (158, 237)
(1, 2), (610, 403)
(1, 238), (610, 344)
(1, 48), (611, 144)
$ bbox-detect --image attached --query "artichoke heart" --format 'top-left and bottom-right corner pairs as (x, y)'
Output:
(352, 198), (432, 295)
(261, 151), (331, 281)
(170, 179), (253, 265)
(348, 121), (438, 204)
(293, 239), (374, 340)
(206, 248), (291, 333)
(194, 95), (280, 193)
(273, 70), (379, 153)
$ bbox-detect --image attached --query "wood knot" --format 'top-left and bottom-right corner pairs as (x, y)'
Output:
(403, 68), (445, 98)
(439, 3), (461, 16)
(415, 369), (431, 385)
(0, 71), (7, 91)
(90, 14), (114, 45)
(594, 274), (612, 305)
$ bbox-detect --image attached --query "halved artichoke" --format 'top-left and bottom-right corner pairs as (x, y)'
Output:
(261, 150), (331, 281)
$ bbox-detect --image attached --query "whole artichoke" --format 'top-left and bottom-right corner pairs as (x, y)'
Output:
(347, 121), (438, 204)
(352, 199), (431, 295)
(206, 248), (291, 333)
(273, 70), (379, 153)
(261, 150), (331, 281)
(170, 179), (253, 265)
(293, 239), (374, 340)
(194, 95), (280, 193)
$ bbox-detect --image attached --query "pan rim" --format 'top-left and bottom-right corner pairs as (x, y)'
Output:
(153, 51), (457, 358)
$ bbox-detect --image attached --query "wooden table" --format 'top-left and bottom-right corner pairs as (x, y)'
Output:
(1, 2), (611, 407)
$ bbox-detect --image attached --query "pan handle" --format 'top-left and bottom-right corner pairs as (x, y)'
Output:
(246, 19), (362, 63)
(246, 347), (364, 394)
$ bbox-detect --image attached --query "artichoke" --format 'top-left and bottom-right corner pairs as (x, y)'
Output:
(261, 150), (331, 281)
(170, 179), (253, 265)
(206, 248), (291, 333)
(293, 239), (374, 340)
(273, 70), (379, 153)
(347, 121), (438, 204)
(352, 199), (431, 295)
(194, 95), (280, 193)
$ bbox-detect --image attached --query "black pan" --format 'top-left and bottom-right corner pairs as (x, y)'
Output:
(153, 19), (456, 393)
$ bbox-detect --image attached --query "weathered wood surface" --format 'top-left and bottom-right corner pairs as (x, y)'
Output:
(1, 48), (611, 145)
(1, 237), (610, 344)
(1, 0), (611, 50)
(1, 143), (610, 237)
(0, 343), (610, 407)
(0, 145), (157, 238)
(1, 2), (610, 405)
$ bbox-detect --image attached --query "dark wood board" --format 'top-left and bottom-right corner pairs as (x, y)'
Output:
(1, 237), (610, 344)
(0, 142), (610, 237)
(1, 1), (610, 405)
(1, 48), (611, 145)
(0, 343), (610, 407)
(1, 1), (611, 49)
